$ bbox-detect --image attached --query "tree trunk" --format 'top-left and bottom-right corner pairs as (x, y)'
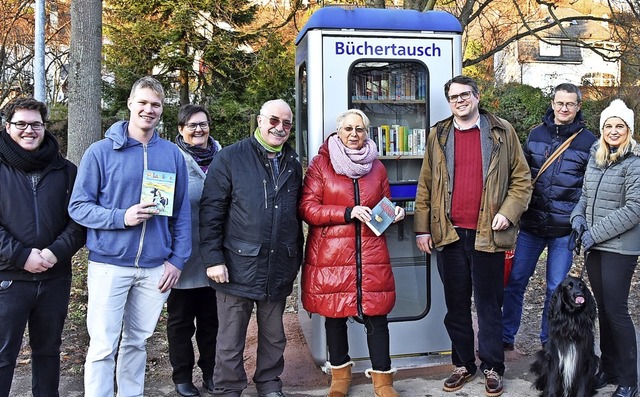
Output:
(67, 0), (102, 165)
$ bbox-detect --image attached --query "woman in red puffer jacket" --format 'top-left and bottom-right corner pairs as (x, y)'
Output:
(299, 109), (405, 397)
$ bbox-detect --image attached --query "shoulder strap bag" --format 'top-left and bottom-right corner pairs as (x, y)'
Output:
(531, 128), (583, 186)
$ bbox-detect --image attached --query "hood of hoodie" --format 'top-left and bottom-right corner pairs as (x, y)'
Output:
(105, 120), (159, 149)
(541, 107), (587, 137)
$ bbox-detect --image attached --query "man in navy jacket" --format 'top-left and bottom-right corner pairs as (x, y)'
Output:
(502, 83), (596, 350)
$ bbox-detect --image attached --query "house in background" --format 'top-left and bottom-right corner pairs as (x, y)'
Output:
(494, 6), (620, 93)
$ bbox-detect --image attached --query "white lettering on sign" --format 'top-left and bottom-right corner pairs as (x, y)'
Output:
(335, 41), (442, 57)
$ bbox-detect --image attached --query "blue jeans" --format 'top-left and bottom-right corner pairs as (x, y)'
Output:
(502, 230), (573, 345)
(0, 277), (71, 397)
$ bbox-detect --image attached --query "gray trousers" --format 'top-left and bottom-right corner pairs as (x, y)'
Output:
(212, 291), (287, 396)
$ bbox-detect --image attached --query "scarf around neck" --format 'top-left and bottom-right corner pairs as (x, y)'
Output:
(175, 134), (219, 167)
(328, 134), (378, 179)
(0, 129), (59, 172)
(254, 127), (283, 153)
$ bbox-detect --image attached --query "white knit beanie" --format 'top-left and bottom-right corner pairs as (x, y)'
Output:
(600, 99), (634, 135)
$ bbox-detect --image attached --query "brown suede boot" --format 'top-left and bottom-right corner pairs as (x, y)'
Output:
(327, 361), (354, 397)
(365, 368), (400, 397)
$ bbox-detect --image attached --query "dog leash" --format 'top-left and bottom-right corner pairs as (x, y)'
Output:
(570, 227), (588, 279)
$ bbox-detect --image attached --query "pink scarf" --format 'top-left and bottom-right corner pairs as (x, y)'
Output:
(328, 134), (378, 179)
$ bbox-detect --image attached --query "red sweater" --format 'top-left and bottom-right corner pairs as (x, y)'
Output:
(450, 127), (483, 229)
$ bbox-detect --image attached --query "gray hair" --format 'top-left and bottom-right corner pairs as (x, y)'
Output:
(336, 109), (370, 131)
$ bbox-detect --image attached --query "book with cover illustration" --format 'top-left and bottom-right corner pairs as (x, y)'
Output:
(140, 169), (176, 216)
(365, 197), (396, 237)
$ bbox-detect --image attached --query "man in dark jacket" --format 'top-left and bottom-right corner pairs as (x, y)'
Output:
(0, 98), (86, 397)
(502, 83), (597, 350)
(200, 99), (303, 397)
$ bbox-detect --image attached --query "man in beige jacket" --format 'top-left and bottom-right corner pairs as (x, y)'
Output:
(414, 75), (531, 397)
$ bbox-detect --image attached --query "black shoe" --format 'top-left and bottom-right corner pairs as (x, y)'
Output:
(613, 386), (639, 397)
(503, 342), (514, 351)
(175, 382), (200, 397)
(258, 392), (287, 397)
(202, 377), (214, 394)
(594, 370), (618, 390)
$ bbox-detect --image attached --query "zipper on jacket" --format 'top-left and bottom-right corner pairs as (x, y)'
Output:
(263, 179), (268, 209)
(30, 174), (41, 237)
(134, 145), (149, 267)
(353, 178), (364, 318)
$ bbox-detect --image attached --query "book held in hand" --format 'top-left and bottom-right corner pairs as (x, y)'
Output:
(365, 197), (396, 236)
(140, 169), (176, 216)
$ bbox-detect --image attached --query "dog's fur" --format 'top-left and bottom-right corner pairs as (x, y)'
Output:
(530, 276), (598, 397)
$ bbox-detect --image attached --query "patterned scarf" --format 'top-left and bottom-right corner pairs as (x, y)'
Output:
(328, 134), (378, 179)
(0, 129), (59, 172)
(175, 134), (219, 168)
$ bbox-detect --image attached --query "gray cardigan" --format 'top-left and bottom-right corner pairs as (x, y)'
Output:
(174, 145), (220, 289)
(571, 142), (640, 255)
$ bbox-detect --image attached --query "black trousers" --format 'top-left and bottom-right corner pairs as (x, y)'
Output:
(586, 250), (638, 387)
(0, 277), (71, 397)
(325, 315), (391, 371)
(436, 228), (505, 376)
(166, 287), (218, 384)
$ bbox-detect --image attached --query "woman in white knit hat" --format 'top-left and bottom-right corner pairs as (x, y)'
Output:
(570, 99), (640, 397)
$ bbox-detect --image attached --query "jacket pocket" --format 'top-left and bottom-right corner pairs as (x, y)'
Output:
(281, 244), (300, 284)
(493, 224), (518, 248)
(223, 236), (261, 286)
(430, 207), (444, 243)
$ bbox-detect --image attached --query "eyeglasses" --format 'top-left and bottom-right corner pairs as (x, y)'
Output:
(553, 102), (579, 110)
(9, 121), (45, 131)
(343, 126), (367, 134)
(447, 91), (473, 103)
(185, 122), (209, 131)
(262, 114), (292, 131)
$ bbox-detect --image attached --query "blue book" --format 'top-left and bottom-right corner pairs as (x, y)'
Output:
(365, 197), (396, 236)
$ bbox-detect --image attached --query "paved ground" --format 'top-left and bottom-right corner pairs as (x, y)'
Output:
(10, 312), (621, 396)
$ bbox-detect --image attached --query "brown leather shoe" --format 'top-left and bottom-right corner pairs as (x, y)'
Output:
(443, 366), (474, 392)
(483, 369), (503, 396)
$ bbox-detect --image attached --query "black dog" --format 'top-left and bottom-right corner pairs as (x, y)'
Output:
(530, 276), (598, 397)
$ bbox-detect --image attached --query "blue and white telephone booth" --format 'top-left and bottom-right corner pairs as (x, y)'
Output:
(295, 7), (463, 371)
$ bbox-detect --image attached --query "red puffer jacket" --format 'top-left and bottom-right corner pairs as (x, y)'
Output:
(299, 138), (396, 318)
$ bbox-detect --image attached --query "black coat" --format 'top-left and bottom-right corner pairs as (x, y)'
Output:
(199, 137), (303, 301)
(520, 108), (597, 237)
(0, 150), (86, 280)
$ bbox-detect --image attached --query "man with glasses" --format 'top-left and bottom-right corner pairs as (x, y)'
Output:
(414, 75), (531, 396)
(502, 84), (596, 352)
(200, 99), (303, 397)
(0, 98), (85, 396)
(69, 76), (191, 396)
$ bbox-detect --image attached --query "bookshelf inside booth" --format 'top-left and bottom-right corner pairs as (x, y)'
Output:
(350, 60), (429, 322)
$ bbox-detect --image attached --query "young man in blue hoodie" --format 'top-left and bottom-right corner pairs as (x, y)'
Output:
(69, 76), (191, 397)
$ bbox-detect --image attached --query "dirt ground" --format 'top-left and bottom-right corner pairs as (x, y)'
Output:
(13, 251), (640, 390)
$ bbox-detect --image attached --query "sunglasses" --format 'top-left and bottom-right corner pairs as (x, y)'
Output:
(262, 114), (292, 131)
(343, 126), (367, 134)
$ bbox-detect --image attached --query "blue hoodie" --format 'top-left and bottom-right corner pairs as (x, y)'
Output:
(69, 121), (191, 269)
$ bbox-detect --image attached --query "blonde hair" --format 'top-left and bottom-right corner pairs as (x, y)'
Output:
(594, 122), (635, 167)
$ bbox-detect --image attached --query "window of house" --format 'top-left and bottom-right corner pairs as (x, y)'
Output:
(539, 40), (561, 57)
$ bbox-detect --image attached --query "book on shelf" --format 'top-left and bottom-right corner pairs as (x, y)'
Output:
(140, 169), (176, 216)
(365, 196), (396, 237)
